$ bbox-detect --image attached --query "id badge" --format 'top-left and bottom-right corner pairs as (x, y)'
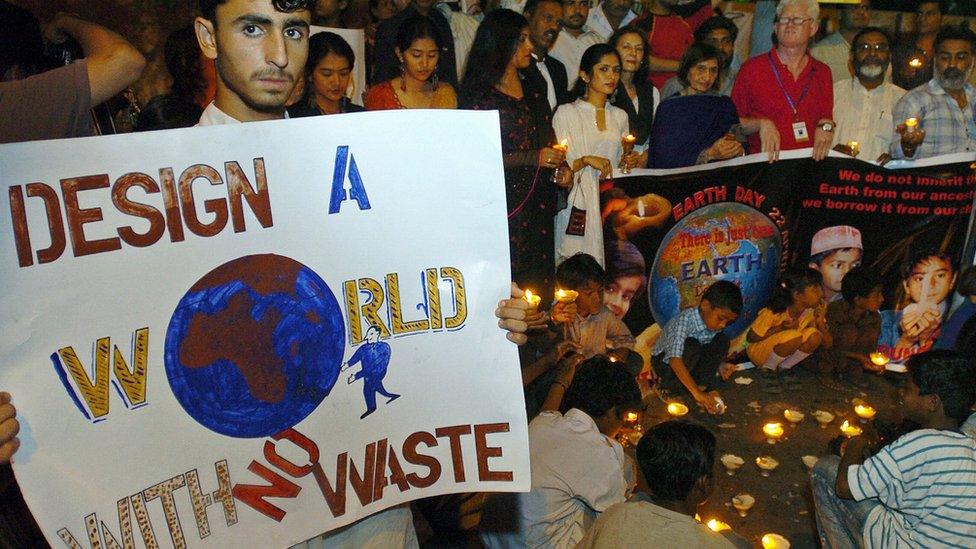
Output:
(565, 206), (587, 236)
(792, 121), (809, 142)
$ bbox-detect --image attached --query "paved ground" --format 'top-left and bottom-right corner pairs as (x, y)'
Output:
(639, 364), (901, 548)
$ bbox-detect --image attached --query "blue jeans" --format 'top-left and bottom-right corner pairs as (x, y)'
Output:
(810, 455), (880, 549)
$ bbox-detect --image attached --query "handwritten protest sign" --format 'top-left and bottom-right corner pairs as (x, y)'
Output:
(0, 110), (529, 547)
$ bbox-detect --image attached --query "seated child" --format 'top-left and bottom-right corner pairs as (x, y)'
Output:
(808, 225), (863, 303)
(934, 265), (976, 350)
(745, 267), (828, 384)
(810, 350), (976, 548)
(820, 267), (885, 389)
(579, 420), (739, 548)
(479, 356), (642, 548)
(651, 280), (741, 415)
(555, 253), (635, 358)
(879, 251), (957, 362)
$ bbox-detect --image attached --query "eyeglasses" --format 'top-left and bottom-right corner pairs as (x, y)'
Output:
(856, 43), (890, 53)
(776, 17), (813, 26)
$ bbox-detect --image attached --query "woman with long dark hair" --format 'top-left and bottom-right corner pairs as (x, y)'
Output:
(460, 9), (566, 302)
(364, 14), (456, 110)
(552, 43), (640, 266)
(291, 32), (364, 117)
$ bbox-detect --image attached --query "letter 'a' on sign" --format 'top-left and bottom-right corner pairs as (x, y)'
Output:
(329, 146), (371, 214)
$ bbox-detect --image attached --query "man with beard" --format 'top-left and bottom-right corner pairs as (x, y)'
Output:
(587, 0), (637, 42)
(891, 25), (976, 159)
(831, 27), (905, 162)
(523, 0), (570, 111)
(811, 0), (871, 82)
(550, 0), (602, 90)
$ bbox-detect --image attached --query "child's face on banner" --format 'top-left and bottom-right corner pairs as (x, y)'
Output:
(904, 256), (956, 305)
(604, 274), (643, 318)
(815, 248), (863, 295)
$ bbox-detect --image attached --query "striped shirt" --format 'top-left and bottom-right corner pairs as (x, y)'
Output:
(849, 429), (976, 548)
(890, 79), (976, 159)
(652, 307), (720, 362)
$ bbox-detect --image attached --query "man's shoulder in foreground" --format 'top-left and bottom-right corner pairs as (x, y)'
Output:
(579, 497), (735, 548)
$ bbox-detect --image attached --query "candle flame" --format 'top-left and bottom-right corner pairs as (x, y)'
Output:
(667, 402), (688, 416)
(763, 422), (784, 438)
(707, 519), (731, 532)
(854, 404), (876, 419)
(870, 352), (889, 366)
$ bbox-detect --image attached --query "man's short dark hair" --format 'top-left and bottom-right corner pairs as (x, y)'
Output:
(636, 420), (715, 501)
(199, 0), (314, 22)
(935, 25), (976, 53)
(556, 253), (607, 290)
(0, 1), (45, 78)
(701, 280), (742, 314)
(523, 0), (560, 16)
(694, 15), (738, 44)
(907, 350), (976, 422)
(850, 26), (892, 53)
(841, 267), (881, 304)
(561, 356), (641, 419)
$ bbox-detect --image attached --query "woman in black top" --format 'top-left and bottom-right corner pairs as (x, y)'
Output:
(290, 32), (365, 117)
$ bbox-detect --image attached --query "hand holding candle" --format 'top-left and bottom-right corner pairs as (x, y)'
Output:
(522, 289), (541, 309)
(620, 134), (637, 174)
(899, 117), (925, 157)
(847, 140), (859, 158)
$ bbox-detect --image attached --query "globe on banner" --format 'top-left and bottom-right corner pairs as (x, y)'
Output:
(165, 254), (346, 438)
(649, 202), (781, 336)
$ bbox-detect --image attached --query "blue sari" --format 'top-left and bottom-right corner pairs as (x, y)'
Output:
(648, 93), (741, 169)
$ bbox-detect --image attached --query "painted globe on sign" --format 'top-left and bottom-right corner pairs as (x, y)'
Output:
(649, 202), (781, 336)
(165, 254), (345, 438)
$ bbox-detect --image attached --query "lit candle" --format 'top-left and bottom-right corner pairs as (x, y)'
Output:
(847, 140), (860, 157)
(554, 288), (578, 303)
(762, 533), (791, 549)
(763, 422), (784, 444)
(553, 138), (568, 152)
(756, 456), (779, 477)
(624, 411), (639, 424)
(667, 402), (689, 417)
(523, 289), (541, 308)
(908, 56), (923, 68)
(802, 455), (819, 470)
(706, 519), (731, 532)
(840, 420), (863, 438)
(870, 352), (889, 367)
(721, 454), (744, 475)
(732, 493), (754, 517)
(783, 409), (805, 425)
(854, 404), (876, 421)
(637, 198), (646, 217)
(905, 117), (918, 132)
(813, 410), (835, 429)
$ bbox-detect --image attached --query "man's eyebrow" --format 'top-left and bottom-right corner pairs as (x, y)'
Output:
(234, 13), (274, 26)
(285, 17), (310, 30)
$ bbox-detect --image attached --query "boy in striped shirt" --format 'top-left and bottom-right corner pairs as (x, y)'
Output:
(811, 350), (976, 548)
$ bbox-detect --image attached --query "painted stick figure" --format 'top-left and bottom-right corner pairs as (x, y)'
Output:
(344, 325), (400, 419)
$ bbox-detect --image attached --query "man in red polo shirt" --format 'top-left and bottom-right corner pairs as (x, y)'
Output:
(732, 0), (834, 162)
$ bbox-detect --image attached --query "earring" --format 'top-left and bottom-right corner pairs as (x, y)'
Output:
(399, 59), (407, 91)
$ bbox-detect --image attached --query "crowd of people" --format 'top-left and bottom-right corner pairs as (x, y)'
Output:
(2, 0), (976, 547)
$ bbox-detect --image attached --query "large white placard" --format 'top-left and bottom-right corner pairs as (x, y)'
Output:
(0, 110), (529, 547)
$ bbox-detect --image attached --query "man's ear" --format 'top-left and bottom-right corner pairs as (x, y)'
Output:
(693, 473), (713, 503)
(928, 394), (943, 415)
(195, 16), (218, 61)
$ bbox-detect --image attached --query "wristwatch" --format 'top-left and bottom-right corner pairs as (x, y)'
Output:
(819, 121), (835, 132)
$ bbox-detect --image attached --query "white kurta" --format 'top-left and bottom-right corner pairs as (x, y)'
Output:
(553, 99), (629, 267)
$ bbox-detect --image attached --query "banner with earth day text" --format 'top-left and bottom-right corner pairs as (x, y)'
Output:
(0, 110), (529, 547)
(611, 150), (976, 352)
